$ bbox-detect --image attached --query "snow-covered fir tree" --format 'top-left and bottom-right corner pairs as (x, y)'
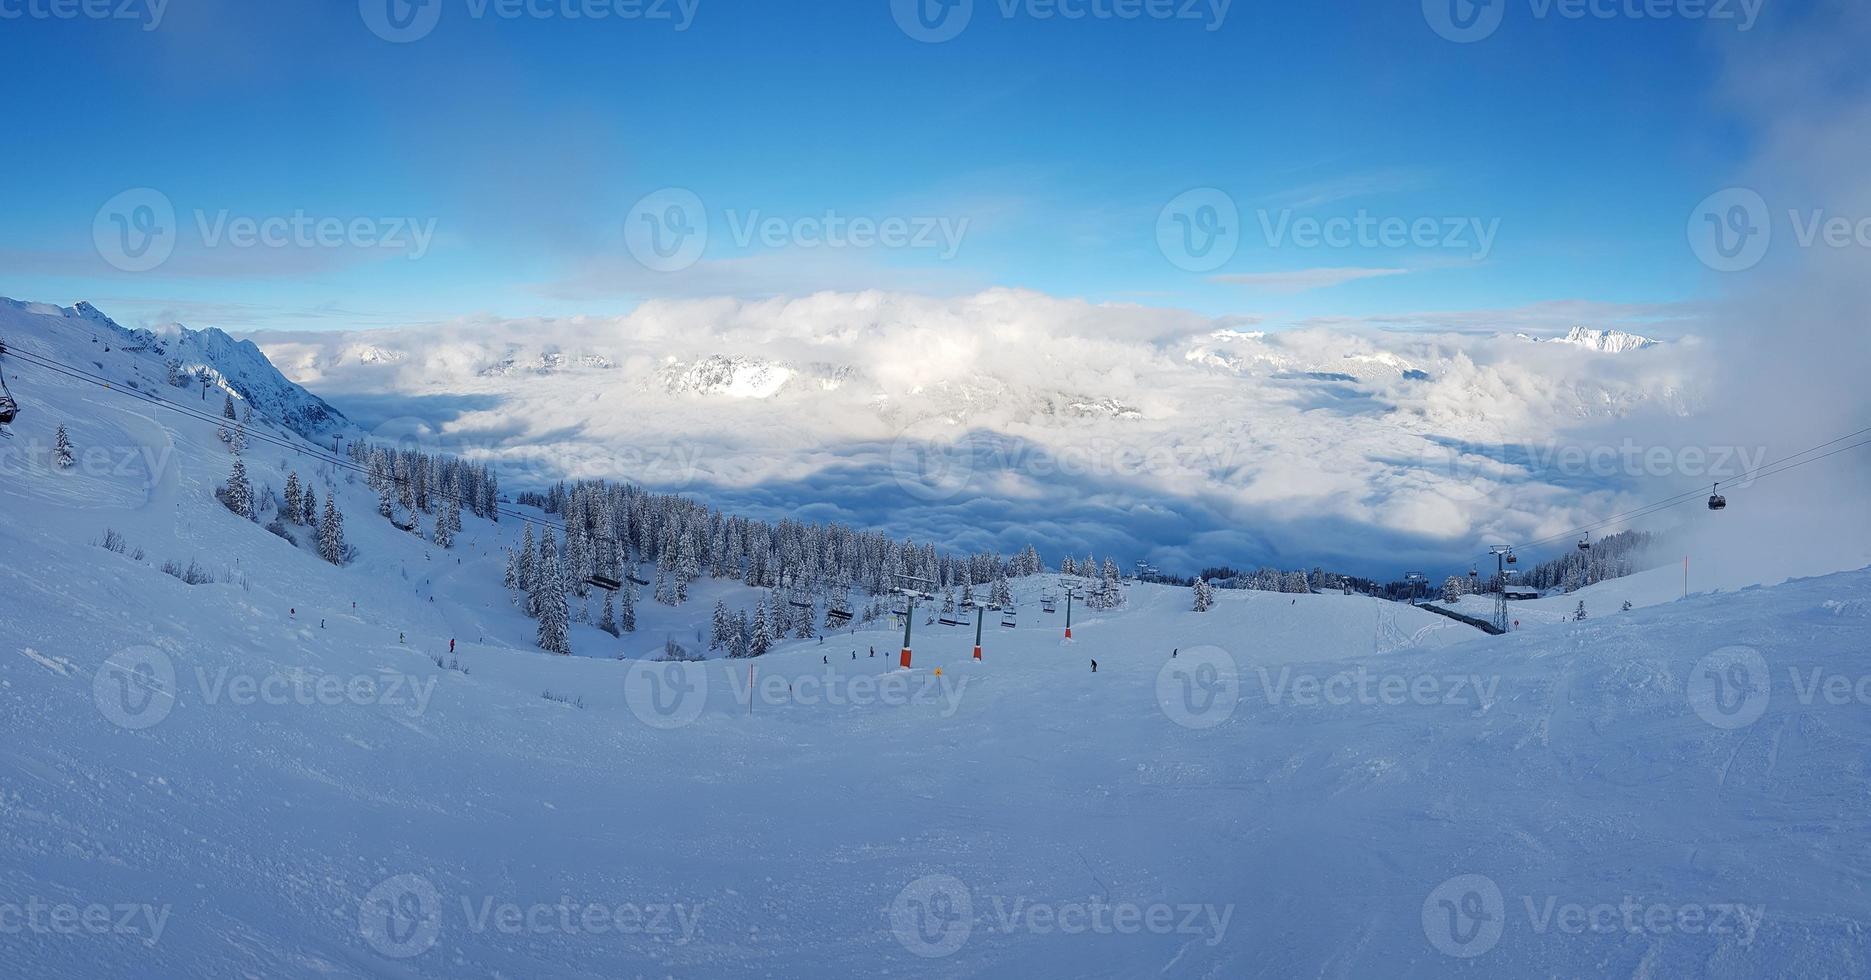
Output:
(516, 525), (536, 600)
(617, 580), (637, 633)
(1192, 578), (1215, 612)
(728, 609), (749, 658)
(794, 596), (816, 639)
(749, 604), (774, 657)
(433, 507), (453, 548)
(318, 496), (346, 565)
(220, 455), (253, 519)
(301, 487), (317, 526)
(711, 600), (731, 650)
(531, 529), (559, 619)
(598, 590), (619, 637)
(653, 560), (678, 606)
(282, 472), (302, 525)
(53, 425), (74, 469)
(535, 547), (572, 655)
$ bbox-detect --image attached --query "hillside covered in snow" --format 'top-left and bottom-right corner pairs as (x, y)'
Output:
(2, 293), (1869, 978)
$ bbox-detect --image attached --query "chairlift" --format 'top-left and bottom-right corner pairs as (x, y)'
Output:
(787, 596), (814, 610)
(1577, 532), (1591, 552)
(1708, 483), (1727, 511)
(587, 573), (624, 593)
(1000, 607), (1018, 628)
(937, 615), (966, 627)
(824, 608), (854, 627)
(626, 572), (651, 587)
(1041, 599), (1057, 614)
(0, 339), (18, 430)
(1505, 551), (1518, 565)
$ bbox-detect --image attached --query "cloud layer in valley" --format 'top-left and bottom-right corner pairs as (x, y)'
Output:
(250, 288), (1729, 578)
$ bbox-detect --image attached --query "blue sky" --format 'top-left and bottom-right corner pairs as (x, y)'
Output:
(0, 0), (1754, 334)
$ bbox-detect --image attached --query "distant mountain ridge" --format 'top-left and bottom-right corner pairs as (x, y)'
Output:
(1516, 325), (1661, 353)
(0, 298), (349, 440)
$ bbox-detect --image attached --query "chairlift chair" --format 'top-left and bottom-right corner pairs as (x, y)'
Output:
(1577, 532), (1591, 552)
(1505, 550), (1517, 565)
(587, 573), (624, 593)
(1000, 607), (1018, 628)
(937, 615), (965, 627)
(626, 572), (651, 587)
(1708, 484), (1727, 511)
(0, 339), (18, 429)
(824, 608), (854, 627)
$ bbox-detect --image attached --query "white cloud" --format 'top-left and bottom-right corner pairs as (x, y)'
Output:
(248, 288), (1716, 576)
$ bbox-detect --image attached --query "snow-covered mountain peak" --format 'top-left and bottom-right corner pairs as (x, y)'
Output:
(1530, 325), (1661, 353)
(0, 299), (350, 439)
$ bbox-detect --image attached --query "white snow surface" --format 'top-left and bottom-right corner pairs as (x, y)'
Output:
(2, 298), (1868, 978)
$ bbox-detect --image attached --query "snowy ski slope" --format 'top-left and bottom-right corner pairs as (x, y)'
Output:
(3, 301), (1870, 977)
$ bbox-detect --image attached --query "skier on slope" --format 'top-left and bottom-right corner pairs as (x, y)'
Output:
(1091, 660), (1098, 673)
